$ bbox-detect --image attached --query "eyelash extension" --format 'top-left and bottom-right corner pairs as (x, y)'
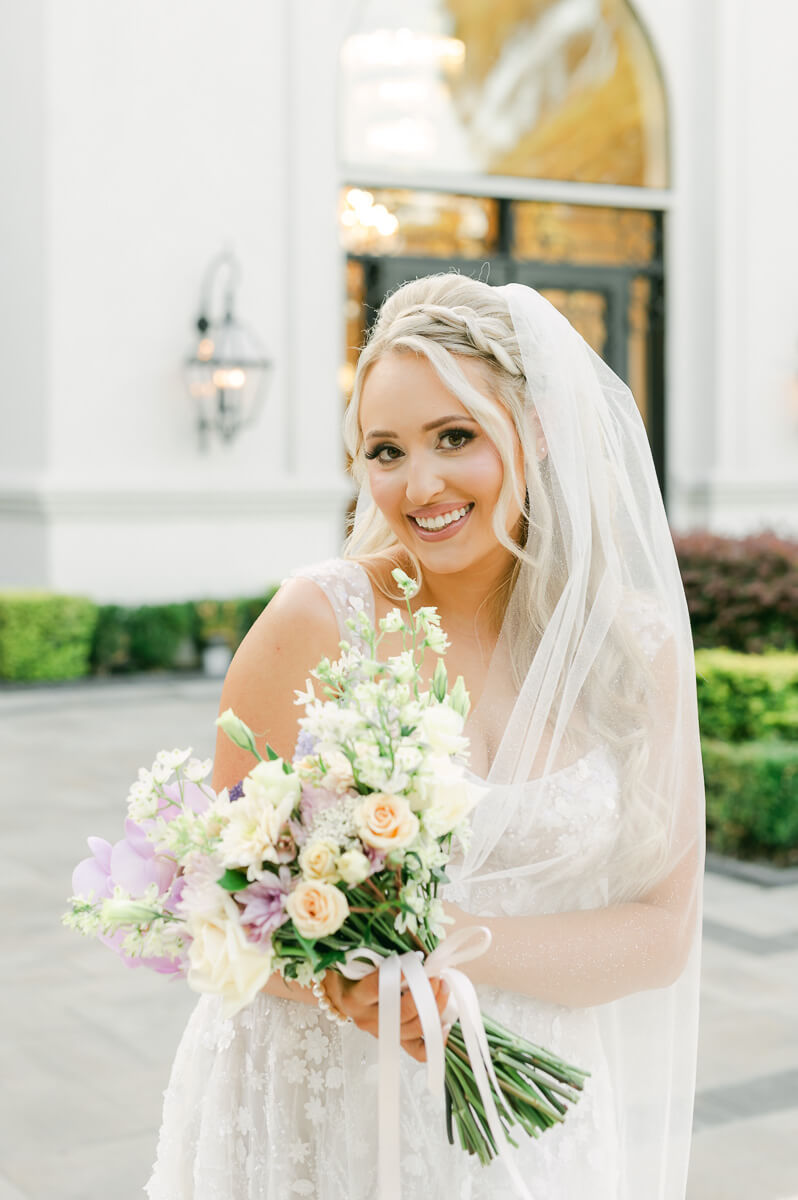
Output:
(440, 428), (476, 448)
(363, 428), (476, 461)
(363, 443), (396, 461)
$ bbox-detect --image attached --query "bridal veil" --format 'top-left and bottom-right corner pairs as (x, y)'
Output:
(345, 277), (705, 1199)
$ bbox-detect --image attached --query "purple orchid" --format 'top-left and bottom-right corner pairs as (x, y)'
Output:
(71, 780), (211, 976)
(237, 868), (292, 944)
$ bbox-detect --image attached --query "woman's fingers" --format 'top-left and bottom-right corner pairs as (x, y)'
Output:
(320, 971), (450, 1052)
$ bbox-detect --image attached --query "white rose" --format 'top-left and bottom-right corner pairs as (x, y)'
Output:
(299, 838), (341, 883)
(422, 775), (482, 837)
(336, 849), (371, 886)
(356, 793), (419, 851)
(242, 759), (301, 809)
(285, 881), (350, 938)
(186, 914), (274, 1017)
(420, 703), (468, 755)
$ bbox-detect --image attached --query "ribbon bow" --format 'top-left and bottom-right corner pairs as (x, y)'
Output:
(339, 928), (535, 1200)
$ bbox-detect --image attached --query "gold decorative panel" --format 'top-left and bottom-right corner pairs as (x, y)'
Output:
(513, 202), (656, 265)
(340, 0), (669, 188)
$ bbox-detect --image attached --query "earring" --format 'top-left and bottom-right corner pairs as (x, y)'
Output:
(537, 441), (547, 461)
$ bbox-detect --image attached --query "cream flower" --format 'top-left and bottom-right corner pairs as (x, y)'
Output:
(218, 789), (295, 879)
(299, 838), (341, 883)
(336, 849), (371, 886)
(242, 759), (301, 809)
(186, 912), (275, 1018)
(355, 793), (419, 851)
(379, 609), (405, 634)
(420, 703), (468, 756)
(320, 750), (355, 795)
(422, 774), (482, 837)
(285, 881), (350, 938)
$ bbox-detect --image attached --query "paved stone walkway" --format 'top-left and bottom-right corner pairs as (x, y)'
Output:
(1, 677), (796, 1199)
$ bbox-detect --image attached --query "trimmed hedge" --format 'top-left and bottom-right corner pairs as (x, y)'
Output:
(0, 592), (98, 681)
(695, 649), (798, 742)
(89, 589), (279, 674)
(673, 531), (798, 652)
(703, 738), (798, 864)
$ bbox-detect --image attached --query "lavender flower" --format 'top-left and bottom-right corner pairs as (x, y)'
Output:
(238, 868), (292, 944)
(299, 785), (340, 831)
(293, 728), (319, 761)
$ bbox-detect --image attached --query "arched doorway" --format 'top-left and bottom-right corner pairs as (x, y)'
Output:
(338, 0), (669, 488)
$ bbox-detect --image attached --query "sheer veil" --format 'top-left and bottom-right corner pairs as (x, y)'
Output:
(345, 279), (704, 1199)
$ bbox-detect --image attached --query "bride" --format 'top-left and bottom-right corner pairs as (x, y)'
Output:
(146, 273), (704, 1199)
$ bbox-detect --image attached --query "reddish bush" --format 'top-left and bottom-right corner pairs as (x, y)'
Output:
(672, 531), (798, 652)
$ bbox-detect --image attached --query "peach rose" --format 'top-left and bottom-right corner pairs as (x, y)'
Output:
(299, 838), (341, 883)
(285, 881), (350, 938)
(356, 793), (419, 851)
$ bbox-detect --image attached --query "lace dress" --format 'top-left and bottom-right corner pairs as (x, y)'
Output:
(146, 558), (625, 1200)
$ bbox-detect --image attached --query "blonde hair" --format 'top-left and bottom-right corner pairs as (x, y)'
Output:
(343, 271), (670, 898)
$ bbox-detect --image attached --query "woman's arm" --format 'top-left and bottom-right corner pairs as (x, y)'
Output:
(212, 575), (451, 1056)
(444, 838), (702, 1007)
(211, 577), (341, 1008)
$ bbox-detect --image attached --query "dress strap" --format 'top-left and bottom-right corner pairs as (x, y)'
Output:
(287, 557), (376, 651)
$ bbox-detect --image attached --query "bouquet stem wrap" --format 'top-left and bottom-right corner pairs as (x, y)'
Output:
(340, 928), (535, 1200)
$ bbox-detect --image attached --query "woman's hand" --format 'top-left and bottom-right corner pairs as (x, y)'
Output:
(323, 971), (451, 1064)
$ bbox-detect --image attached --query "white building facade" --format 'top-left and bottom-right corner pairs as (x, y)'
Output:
(2, 0), (796, 604)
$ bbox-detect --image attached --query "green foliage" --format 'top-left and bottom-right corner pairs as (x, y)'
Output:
(673, 531), (798, 652)
(703, 738), (798, 863)
(195, 588), (278, 651)
(91, 605), (133, 673)
(127, 602), (196, 671)
(695, 649), (798, 743)
(0, 591), (98, 681)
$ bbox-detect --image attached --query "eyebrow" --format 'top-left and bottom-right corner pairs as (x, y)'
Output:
(364, 415), (478, 440)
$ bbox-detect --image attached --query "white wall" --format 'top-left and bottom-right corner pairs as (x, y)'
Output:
(683, 0), (798, 533)
(1, 0), (352, 598)
(2, 0), (796, 604)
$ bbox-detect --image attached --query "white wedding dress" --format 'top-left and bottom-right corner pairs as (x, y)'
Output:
(145, 559), (633, 1200)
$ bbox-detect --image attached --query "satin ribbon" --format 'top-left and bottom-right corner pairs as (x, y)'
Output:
(339, 928), (535, 1200)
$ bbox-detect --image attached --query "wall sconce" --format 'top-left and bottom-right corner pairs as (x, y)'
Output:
(185, 250), (273, 448)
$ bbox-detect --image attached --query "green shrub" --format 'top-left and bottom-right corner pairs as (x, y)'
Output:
(673, 531), (798, 651)
(195, 589), (279, 652)
(195, 599), (241, 649)
(235, 588), (279, 645)
(0, 592), (98, 681)
(91, 605), (133, 673)
(127, 603), (196, 671)
(695, 649), (798, 742)
(703, 738), (798, 863)
(6, 584), (278, 680)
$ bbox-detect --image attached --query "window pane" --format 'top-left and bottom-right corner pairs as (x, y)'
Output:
(339, 187), (499, 258)
(539, 289), (608, 359)
(513, 201), (656, 265)
(340, 0), (668, 188)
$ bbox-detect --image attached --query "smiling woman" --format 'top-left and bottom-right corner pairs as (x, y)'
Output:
(361, 353), (519, 569)
(146, 271), (704, 1200)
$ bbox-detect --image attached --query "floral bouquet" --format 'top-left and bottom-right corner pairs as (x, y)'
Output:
(65, 569), (588, 1171)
